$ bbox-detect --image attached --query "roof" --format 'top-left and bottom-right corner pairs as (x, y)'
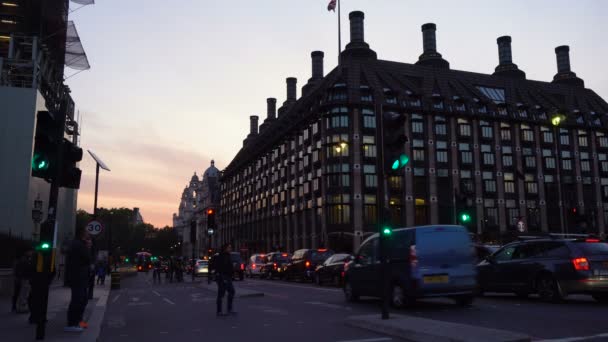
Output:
(222, 28), (608, 178)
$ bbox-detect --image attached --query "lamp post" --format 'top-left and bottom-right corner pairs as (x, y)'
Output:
(334, 141), (348, 251)
(551, 113), (567, 234)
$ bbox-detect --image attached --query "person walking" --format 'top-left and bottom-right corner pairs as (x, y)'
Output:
(214, 244), (236, 316)
(12, 248), (34, 313)
(64, 226), (92, 332)
(96, 261), (106, 285)
(152, 258), (162, 283)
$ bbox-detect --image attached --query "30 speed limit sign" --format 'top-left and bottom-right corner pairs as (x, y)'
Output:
(86, 220), (104, 236)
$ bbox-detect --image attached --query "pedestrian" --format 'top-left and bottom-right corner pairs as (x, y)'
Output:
(12, 247), (34, 313)
(167, 257), (174, 283)
(214, 243), (236, 316)
(152, 258), (162, 283)
(64, 226), (92, 332)
(96, 262), (106, 285)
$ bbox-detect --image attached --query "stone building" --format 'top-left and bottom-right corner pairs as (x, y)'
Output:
(219, 11), (608, 254)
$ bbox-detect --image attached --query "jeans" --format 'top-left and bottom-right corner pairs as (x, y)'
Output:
(67, 285), (88, 326)
(216, 275), (235, 313)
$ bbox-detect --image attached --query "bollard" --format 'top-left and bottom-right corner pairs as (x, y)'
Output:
(110, 271), (120, 290)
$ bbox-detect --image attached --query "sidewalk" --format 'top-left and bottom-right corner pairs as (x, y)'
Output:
(1, 279), (110, 342)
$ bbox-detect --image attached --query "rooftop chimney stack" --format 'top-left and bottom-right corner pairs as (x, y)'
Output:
(422, 23), (437, 54)
(266, 98), (277, 120)
(349, 11), (365, 43)
(311, 51), (324, 80)
(552, 45), (584, 87)
(286, 77), (297, 101)
(249, 115), (259, 135)
(493, 36), (525, 79)
(416, 23), (449, 69)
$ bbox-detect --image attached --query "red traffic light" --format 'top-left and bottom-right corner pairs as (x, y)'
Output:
(572, 207), (577, 214)
(207, 208), (215, 215)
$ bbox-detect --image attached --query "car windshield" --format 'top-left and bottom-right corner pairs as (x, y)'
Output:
(197, 261), (208, 266)
(310, 250), (333, 262)
(275, 254), (290, 262)
(573, 242), (608, 256)
(230, 253), (242, 262)
(253, 256), (264, 263)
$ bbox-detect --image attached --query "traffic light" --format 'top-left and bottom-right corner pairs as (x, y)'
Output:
(38, 220), (55, 252)
(382, 110), (408, 173)
(459, 211), (472, 225)
(207, 208), (216, 229)
(59, 139), (83, 189)
(381, 226), (392, 237)
(32, 111), (61, 181)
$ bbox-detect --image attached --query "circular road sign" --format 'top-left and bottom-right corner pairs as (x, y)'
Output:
(86, 220), (104, 236)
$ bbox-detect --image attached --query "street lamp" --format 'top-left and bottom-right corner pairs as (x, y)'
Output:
(551, 112), (567, 234)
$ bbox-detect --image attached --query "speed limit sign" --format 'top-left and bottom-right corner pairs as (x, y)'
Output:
(86, 220), (104, 236)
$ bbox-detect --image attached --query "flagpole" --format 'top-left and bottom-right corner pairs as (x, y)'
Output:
(338, 0), (341, 64)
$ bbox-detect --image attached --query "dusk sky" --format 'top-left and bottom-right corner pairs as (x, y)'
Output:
(66, 0), (608, 228)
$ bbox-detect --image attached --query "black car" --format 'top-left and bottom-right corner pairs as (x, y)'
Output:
(260, 252), (292, 279)
(314, 253), (351, 286)
(474, 244), (500, 263)
(284, 249), (334, 282)
(477, 236), (608, 302)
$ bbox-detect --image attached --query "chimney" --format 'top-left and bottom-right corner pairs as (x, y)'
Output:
(422, 23), (437, 54)
(493, 36), (525, 79)
(415, 23), (449, 69)
(286, 77), (297, 102)
(311, 51), (324, 80)
(266, 98), (276, 120)
(349, 11), (364, 43)
(342, 11), (376, 60)
(552, 45), (584, 87)
(249, 115), (259, 135)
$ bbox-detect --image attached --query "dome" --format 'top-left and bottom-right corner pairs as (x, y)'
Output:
(203, 160), (219, 178)
(190, 172), (199, 183)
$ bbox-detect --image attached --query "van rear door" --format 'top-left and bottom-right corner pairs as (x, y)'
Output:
(415, 226), (476, 292)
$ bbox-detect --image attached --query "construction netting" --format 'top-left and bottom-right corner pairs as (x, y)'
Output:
(65, 21), (90, 70)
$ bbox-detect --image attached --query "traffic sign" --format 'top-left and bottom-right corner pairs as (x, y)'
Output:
(86, 220), (104, 236)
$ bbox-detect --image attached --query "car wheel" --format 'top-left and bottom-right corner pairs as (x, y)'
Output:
(344, 280), (359, 302)
(592, 294), (608, 303)
(454, 295), (474, 307)
(537, 274), (564, 303)
(315, 274), (322, 286)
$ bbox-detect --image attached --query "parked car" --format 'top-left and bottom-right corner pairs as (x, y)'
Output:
(284, 249), (335, 282)
(231, 252), (245, 281)
(260, 252), (292, 279)
(343, 225), (477, 307)
(246, 254), (267, 278)
(477, 236), (608, 302)
(314, 253), (351, 286)
(194, 259), (209, 277)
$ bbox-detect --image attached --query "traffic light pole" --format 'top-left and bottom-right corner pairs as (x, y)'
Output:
(375, 104), (390, 320)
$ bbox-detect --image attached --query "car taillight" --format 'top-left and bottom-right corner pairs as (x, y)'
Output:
(341, 271), (345, 278)
(305, 261), (311, 268)
(410, 245), (418, 269)
(240, 263), (244, 270)
(148, 264), (152, 269)
(572, 257), (590, 271)
(273, 263), (277, 269)
(586, 238), (601, 243)
(252, 264), (256, 269)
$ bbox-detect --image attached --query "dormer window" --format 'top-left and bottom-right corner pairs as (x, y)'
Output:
(384, 89), (397, 104)
(453, 96), (466, 112)
(360, 85), (373, 102)
(408, 96), (421, 107)
(498, 105), (508, 116)
(476, 86), (506, 104)
(432, 95), (444, 110)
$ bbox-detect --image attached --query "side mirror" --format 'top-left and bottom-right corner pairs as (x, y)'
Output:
(485, 255), (496, 264)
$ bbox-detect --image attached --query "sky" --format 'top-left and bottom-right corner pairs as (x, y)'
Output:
(66, 0), (608, 228)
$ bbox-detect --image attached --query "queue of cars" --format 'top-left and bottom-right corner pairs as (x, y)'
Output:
(240, 225), (608, 307)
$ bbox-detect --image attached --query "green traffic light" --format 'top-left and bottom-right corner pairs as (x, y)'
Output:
(391, 159), (400, 170)
(125, 258), (130, 262)
(32, 153), (50, 171)
(460, 213), (471, 222)
(390, 154), (410, 170)
(40, 242), (50, 249)
(382, 227), (392, 236)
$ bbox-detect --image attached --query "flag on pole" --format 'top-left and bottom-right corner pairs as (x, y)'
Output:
(327, 0), (337, 12)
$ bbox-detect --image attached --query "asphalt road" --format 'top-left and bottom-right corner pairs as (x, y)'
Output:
(98, 272), (402, 342)
(99, 272), (608, 342)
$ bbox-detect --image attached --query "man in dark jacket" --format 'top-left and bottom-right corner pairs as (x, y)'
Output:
(64, 226), (91, 332)
(215, 244), (236, 316)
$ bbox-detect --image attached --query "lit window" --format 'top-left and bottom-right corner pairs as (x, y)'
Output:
(476, 86), (506, 104)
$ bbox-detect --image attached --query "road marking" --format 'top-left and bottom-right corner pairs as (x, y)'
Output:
(152, 291), (161, 297)
(304, 301), (346, 310)
(127, 302), (152, 306)
(131, 297), (139, 302)
(250, 280), (341, 292)
(160, 331), (168, 334)
(536, 333), (608, 342)
(336, 338), (392, 342)
(111, 294), (121, 303)
(163, 298), (176, 305)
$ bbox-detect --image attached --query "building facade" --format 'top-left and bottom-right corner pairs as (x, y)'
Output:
(219, 11), (608, 254)
(172, 161), (221, 256)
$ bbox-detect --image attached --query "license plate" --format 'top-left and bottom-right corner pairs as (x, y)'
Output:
(595, 270), (608, 276)
(423, 275), (449, 284)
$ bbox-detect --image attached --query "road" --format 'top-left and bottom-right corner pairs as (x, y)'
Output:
(99, 272), (608, 342)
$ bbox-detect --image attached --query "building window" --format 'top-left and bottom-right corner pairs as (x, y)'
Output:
(328, 115), (349, 128)
(578, 130), (588, 147)
(362, 108), (376, 128)
(480, 121), (493, 139)
(436, 151), (448, 163)
(365, 175), (378, 188)
(481, 144), (494, 166)
(560, 129), (570, 145)
(541, 127), (553, 143)
(504, 173), (515, 193)
(598, 135), (608, 148)
(435, 115), (447, 136)
(476, 86), (506, 103)
(458, 118), (471, 137)
(525, 174), (537, 194)
(362, 135), (377, 158)
(545, 157), (556, 169)
(521, 124), (534, 142)
(412, 114), (424, 134)
(483, 171), (496, 193)
(328, 205), (350, 224)
(461, 151), (473, 164)
(501, 123), (512, 141)
(388, 176), (402, 190)
(502, 146), (513, 167)
(413, 149), (425, 162)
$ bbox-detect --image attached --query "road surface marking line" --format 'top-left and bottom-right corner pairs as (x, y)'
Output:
(163, 298), (176, 305)
(111, 294), (121, 303)
(536, 333), (608, 342)
(336, 338), (392, 342)
(251, 281), (341, 292)
(160, 332), (168, 334)
(152, 291), (161, 297)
